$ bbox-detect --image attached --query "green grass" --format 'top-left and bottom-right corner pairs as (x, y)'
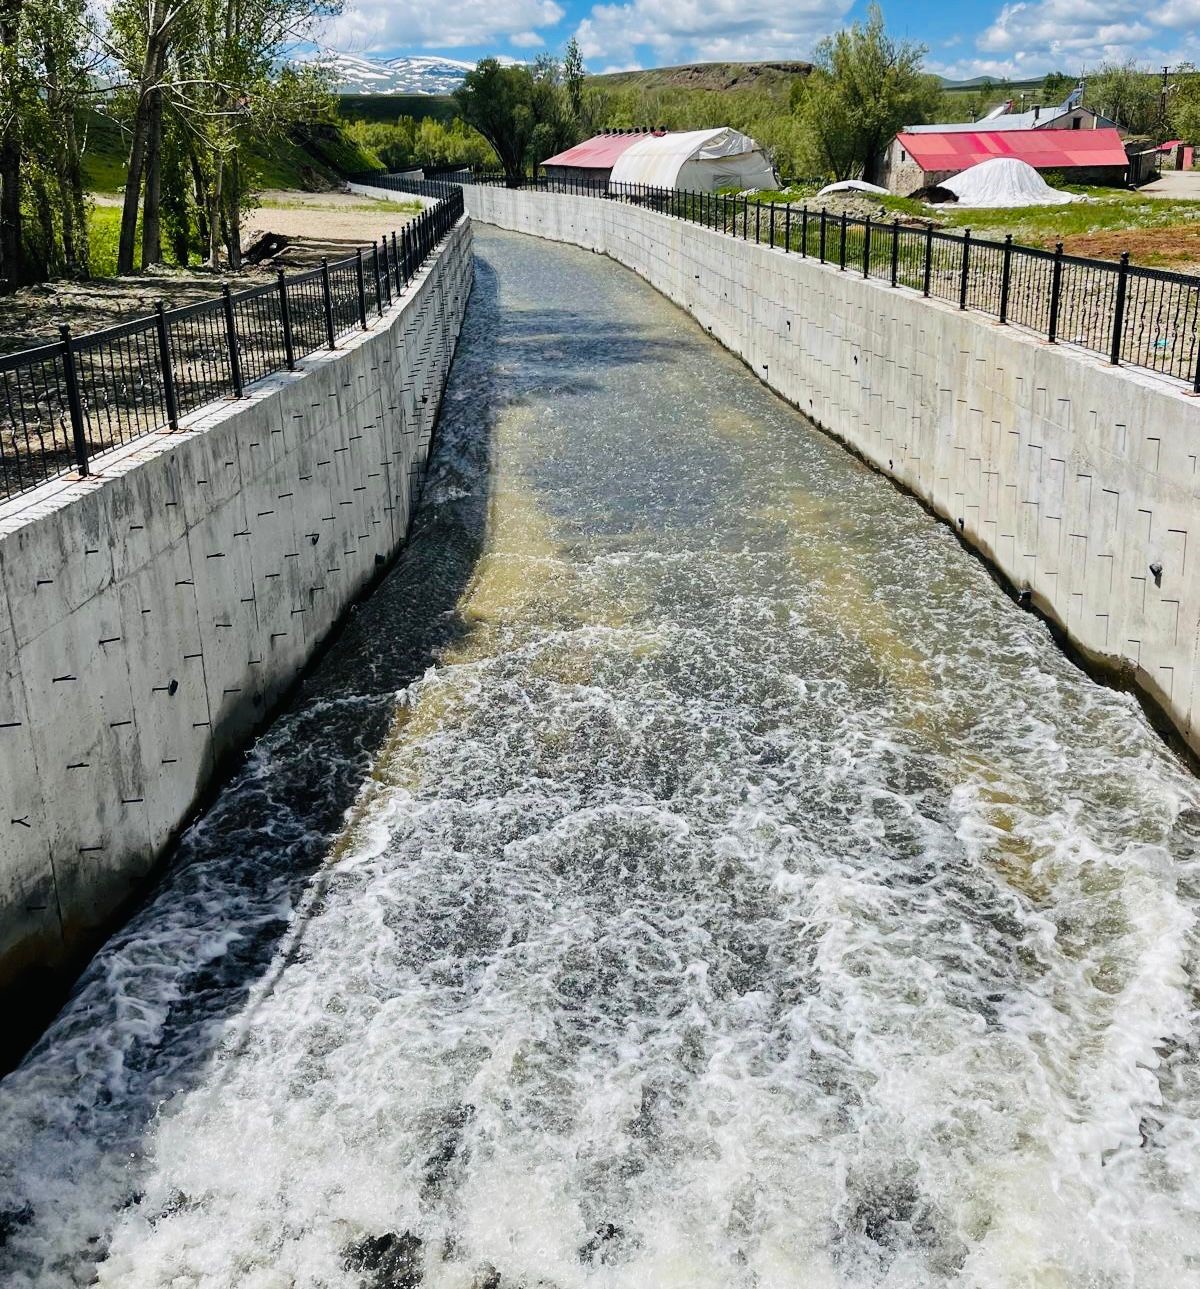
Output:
(257, 195), (421, 213)
(333, 94), (457, 125)
(870, 186), (1200, 247)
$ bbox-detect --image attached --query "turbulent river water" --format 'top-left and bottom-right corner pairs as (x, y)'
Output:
(2, 227), (1200, 1289)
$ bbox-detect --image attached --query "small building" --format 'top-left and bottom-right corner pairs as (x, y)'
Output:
(609, 127), (776, 192)
(881, 127), (1130, 194)
(540, 130), (648, 186)
(541, 126), (776, 193)
(903, 102), (1121, 136)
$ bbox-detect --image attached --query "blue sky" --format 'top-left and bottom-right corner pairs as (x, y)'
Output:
(321, 0), (1200, 81)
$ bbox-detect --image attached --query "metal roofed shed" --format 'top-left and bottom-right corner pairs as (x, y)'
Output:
(882, 127), (1129, 194)
(540, 131), (645, 185)
(608, 127), (776, 193)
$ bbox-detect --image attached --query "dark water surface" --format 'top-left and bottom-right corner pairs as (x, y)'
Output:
(1, 228), (1198, 1288)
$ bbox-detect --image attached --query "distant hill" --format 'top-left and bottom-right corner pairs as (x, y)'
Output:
(939, 75), (1047, 91)
(590, 62), (812, 94)
(314, 53), (477, 96)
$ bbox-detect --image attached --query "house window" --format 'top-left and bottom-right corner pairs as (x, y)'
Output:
(900, 149), (907, 162)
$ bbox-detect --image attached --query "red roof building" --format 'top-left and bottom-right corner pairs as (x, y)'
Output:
(882, 127), (1130, 194)
(541, 131), (648, 181)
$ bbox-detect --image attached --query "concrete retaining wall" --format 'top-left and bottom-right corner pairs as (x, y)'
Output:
(466, 186), (1200, 757)
(0, 215), (473, 1026)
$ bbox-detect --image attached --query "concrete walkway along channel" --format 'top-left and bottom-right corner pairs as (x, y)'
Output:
(1, 225), (1198, 1287)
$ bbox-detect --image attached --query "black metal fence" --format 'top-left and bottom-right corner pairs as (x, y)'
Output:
(359, 170), (1200, 396)
(0, 187), (465, 504)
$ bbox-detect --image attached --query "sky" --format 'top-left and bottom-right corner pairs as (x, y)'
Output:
(319, 0), (1200, 81)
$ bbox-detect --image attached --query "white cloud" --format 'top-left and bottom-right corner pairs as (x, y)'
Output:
(575, 0), (853, 67)
(325, 0), (564, 52)
(955, 0), (1200, 76)
(510, 30), (546, 46)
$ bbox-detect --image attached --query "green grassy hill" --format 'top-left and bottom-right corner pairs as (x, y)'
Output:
(332, 94), (458, 125)
(590, 62), (811, 97)
(79, 109), (378, 194)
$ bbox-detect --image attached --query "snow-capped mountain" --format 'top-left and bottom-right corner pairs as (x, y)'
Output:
(314, 53), (482, 96)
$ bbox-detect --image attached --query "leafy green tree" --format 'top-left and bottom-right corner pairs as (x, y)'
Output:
(456, 58), (575, 184)
(1085, 61), (1161, 136)
(1042, 71), (1075, 102)
(563, 36), (585, 125)
(1168, 66), (1200, 144)
(792, 3), (940, 181)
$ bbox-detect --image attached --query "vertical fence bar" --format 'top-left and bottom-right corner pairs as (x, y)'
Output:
(59, 323), (89, 476)
(743, 195), (749, 240)
(784, 204), (791, 252)
(1110, 252), (1129, 365)
(819, 210), (826, 263)
(999, 235), (1012, 324)
(155, 301), (180, 428)
(372, 243), (384, 318)
(839, 212), (847, 270)
(221, 284), (244, 397)
(890, 219), (899, 287)
(1048, 242), (1064, 343)
(321, 257), (336, 349)
(391, 231), (400, 292)
(769, 202), (775, 249)
(862, 216), (871, 279)
(755, 201), (761, 244)
(922, 225), (933, 297)
(958, 229), (971, 310)
(278, 271), (296, 371)
(355, 250), (368, 329)
(801, 207), (808, 258)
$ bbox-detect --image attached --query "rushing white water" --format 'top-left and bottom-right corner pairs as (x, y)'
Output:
(1, 228), (1199, 1289)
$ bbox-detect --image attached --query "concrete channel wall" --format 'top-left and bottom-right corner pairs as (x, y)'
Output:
(0, 213), (473, 1026)
(466, 185), (1200, 760)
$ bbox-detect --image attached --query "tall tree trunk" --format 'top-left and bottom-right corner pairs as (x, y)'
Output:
(206, 154), (222, 270)
(118, 0), (173, 275)
(141, 74), (163, 267)
(188, 144), (209, 253)
(66, 109), (88, 277)
(0, 0), (24, 293)
(223, 149), (241, 269)
(32, 172), (56, 276)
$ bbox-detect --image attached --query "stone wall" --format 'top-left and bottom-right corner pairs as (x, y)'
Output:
(466, 185), (1200, 758)
(0, 214), (472, 1031)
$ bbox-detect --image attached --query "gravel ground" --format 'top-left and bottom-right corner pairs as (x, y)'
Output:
(0, 190), (420, 352)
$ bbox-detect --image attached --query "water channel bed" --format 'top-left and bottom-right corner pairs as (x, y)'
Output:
(1, 227), (1198, 1288)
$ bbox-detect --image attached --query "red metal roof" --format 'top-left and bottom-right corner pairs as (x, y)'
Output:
(897, 128), (1128, 172)
(540, 133), (646, 169)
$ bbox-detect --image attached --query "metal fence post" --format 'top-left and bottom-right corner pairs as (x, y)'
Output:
(1048, 242), (1064, 343)
(221, 283), (244, 397)
(277, 271), (296, 372)
(769, 202), (775, 248)
(863, 216), (871, 278)
(801, 206), (808, 258)
(958, 229), (971, 310)
(922, 225), (933, 297)
(1110, 251), (1129, 365)
(999, 235), (1013, 324)
(839, 211), (847, 270)
(355, 249), (368, 329)
(890, 219), (899, 287)
(58, 323), (89, 476)
(154, 302), (179, 429)
(372, 242), (384, 317)
(743, 195), (750, 239)
(819, 209), (827, 263)
(391, 231), (400, 292)
(321, 257), (336, 349)
(755, 200), (761, 244)
(784, 204), (791, 253)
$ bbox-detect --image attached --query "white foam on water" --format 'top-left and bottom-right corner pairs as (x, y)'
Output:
(1, 228), (1198, 1289)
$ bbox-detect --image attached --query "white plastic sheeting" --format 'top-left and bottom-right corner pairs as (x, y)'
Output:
(609, 128), (776, 193)
(941, 157), (1080, 207)
(815, 179), (889, 198)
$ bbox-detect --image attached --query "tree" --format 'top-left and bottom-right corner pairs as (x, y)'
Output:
(455, 58), (575, 184)
(1085, 61), (1160, 136)
(563, 36), (585, 126)
(792, 3), (940, 182)
(1168, 66), (1200, 144)
(1042, 71), (1075, 103)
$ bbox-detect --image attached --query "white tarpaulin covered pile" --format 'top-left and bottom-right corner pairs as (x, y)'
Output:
(942, 157), (1080, 208)
(816, 180), (889, 198)
(609, 128), (776, 193)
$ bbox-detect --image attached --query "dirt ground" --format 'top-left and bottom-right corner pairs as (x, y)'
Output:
(1055, 225), (1200, 273)
(0, 190), (420, 352)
